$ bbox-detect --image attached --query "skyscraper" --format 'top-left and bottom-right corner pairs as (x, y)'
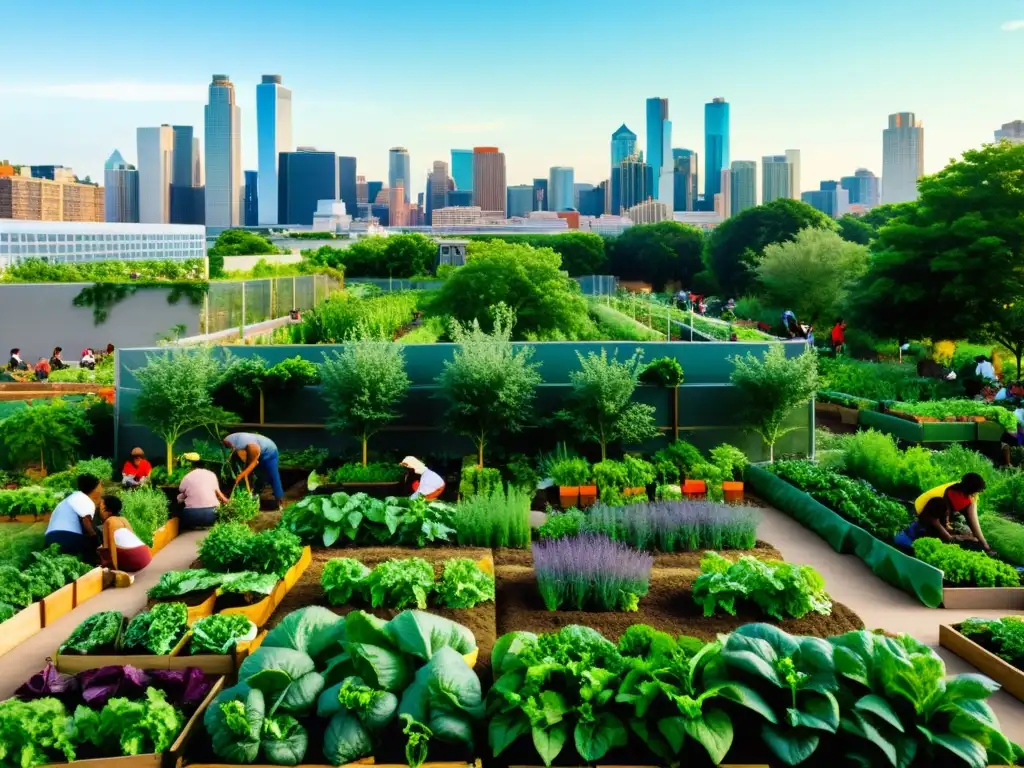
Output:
(704, 97), (730, 202)
(716, 169), (732, 219)
(532, 178), (547, 211)
(762, 155), (793, 203)
(882, 112), (924, 204)
(103, 149), (139, 223)
(256, 75), (293, 225)
(451, 149), (473, 191)
(672, 149), (698, 212)
(840, 168), (880, 208)
(427, 161), (454, 224)
(338, 157), (357, 220)
(618, 152), (654, 212)
(730, 160), (757, 214)
(659, 120), (673, 209)
(244, 170), (258, 226)
(578, 186), (605, 217)
(170, 125), (201, 224)
(472, 147), (506, 215)
(645, 98), (669, 198)
(136, 124), (174, 223)
(786, 149), (801, 200)
(389, 148), (411, 203)
(802, 181), (849, 219)
(204, 74), (242, 228)
(995, 121), (1024, 144)
(610, 124), (637, 170)
(507, 185), (534, 218)
(548, 167), (575, 211)
(278, 148), (338, 225)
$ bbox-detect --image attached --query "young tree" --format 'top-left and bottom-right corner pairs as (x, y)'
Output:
(729, 345), (819, 462)
(435, 305), (542, 467)
(559, 348), (660, 460)
(133, 348), (237, 473)
(0, 399), (91, 474)
(755, 228), (869, 326)
(320, 333), (410, 465)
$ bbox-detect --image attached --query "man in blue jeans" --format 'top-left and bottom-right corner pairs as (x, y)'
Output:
(223, 432), (284, 510)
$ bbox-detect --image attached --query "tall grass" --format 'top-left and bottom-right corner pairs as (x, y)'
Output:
(452, 486), (531, 549)
(291, 291), (419, 343)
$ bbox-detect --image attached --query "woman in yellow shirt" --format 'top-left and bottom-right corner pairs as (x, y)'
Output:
(894, 473), (991, 553)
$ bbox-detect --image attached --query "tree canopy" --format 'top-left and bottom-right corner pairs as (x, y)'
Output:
(305, 233), (436, 278)
(846, 141), (1024, 373)
(836, 215), (874, 245)
(429, 240), (593, 339)
(705, 199), (835, 297)
(755, 228), (869, 326)
(461, 232), (607, 276)
(606, 221), (705, 290)
(207, 230), (283, 277)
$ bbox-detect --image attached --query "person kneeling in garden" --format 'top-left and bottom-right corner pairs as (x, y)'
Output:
(894, 473), (993, 554)
(44, 473), (104, 559)
(401, 456), (445, 500)
(98, 495), (152, 572)
(177, 453), (229, 529)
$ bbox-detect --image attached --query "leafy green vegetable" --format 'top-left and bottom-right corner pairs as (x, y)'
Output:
(323, 711), (374, 765)
(121, 603), (188, 655)
(321, 558), (371, 605)
(190, 614), (256, 655)
(204, 685), (264, 763)
(72, 688), (183, 757)
(402, 714), (432, 768)
(262, 606), (346, 666)
(364, 557), (435, 610)
(59, 610), (124, 655)
(692, 552), (833, 620)
(218, 488), (261, 524)
(247, 527), (303, 578)
(260, 713), (308, 765)
(218, 571), (280, 596)
(147, 569), (223, 600)
(913, 538), (1021, 587)
(237, 646), (325, 715)
(382, 610), (477, 662)
(435, 558), (494, 609)
(399, 646), (484, 747)
(0, 696), (78, 766)
(198, 522), (252, 573)
(0, 603), (14, 623)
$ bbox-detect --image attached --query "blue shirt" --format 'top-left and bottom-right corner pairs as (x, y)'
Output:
(224, 432), (278, 459)
(46, 491), (95, 536)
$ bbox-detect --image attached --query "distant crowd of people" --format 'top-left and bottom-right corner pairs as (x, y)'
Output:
(6, 345), (111, 380)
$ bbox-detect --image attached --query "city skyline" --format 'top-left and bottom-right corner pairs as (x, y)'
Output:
(1, 0), (1022, 195)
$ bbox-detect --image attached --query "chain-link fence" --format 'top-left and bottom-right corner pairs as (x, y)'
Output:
(200, 275), (342, 334)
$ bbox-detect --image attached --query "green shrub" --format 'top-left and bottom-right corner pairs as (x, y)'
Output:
(547, 456), (591, 487)
(217, 488), (260, 524)
(639, 357), (684, 387)
(459, 458), (502, 499)
(913, 538), (1020, 587)
(980, 515), (1024, 567)
(692, 551), (832, 620)
(537, 509), (585, 540)
(452, 486), (531, 549)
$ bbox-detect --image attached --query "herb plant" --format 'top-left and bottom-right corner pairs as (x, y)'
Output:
(198, 522), (252, 572)
(451, 486), (532, 549)
(579, 500), (759, 552)
(119, 486), (170, 547)
(328, 462), (403, 484)
(218, 488), (260, 524)
(532, 534), (654, 611)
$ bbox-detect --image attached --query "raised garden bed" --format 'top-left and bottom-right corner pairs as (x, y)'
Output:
(939, 622), (1024, 703)
(151, 516), (180, 555)
(0, 566), (105, 657)
(941, 587), (1024, 610)
(859, 409), (979, 443)
(218, 545), (311, 627)
(56, 629), (192, 674)
(166, 630), (268, 676)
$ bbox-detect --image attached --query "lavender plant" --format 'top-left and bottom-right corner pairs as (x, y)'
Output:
(532, 534), (653, 612)
(579, 500), (759, 552)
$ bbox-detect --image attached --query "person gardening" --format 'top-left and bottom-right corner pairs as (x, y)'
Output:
(98, 495), (152, 572)
(400, 456), (445, 500)
(121, 447), (152, 488)
(177, 452), (229, 529)
(223, 432), (284, 510)
(830, 319), (846, 355)
(44, 474), (105, 557)
(894, 473), (992, 553)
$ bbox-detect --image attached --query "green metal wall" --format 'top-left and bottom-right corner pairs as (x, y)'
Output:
(114, 342), (813, 464)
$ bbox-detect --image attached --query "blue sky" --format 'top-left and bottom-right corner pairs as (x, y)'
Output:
(1, 0), (1022, 197)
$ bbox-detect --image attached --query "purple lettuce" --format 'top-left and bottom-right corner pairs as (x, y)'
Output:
(533, 534), (654, 611)
(149, 667), (213, 709)
(581, 501), (759, 552)
(15, 662), (78, 704)
(78, 665), (152, 707)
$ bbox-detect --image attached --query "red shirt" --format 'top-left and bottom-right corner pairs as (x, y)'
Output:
(946, 489), (972, 513)
(122, 459), (152, 480)
(831, 324), (845, 344)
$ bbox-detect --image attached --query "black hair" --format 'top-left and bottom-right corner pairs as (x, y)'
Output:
(102, 495), (122, 515)
(52, 347), (62, 356)
(10, 348), (18, 355)
(835, 318), (844, 324)
(956, 473), (987, 495)
(975, 355), (988, 364)
(76, 473), (101, 495)
(190, 458), (207, 470)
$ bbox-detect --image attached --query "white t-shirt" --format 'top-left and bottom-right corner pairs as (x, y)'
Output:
(976, 361), (997, 381)
(46, 491), (95, 535)
(412, 469), (445, 499)
(113, 526), (146, 549)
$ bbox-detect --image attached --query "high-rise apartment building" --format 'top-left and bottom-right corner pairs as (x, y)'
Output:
(716, 169), (732, 219)
(532, 178), (547, 211)
(244, 170), (259, 226)
(169, 125), (202, 225)
(802, 181), (850, 219)
(472, 147), (506, 216)
(611, 124), (637, 170)
(645, 98), (669, 198)
(659, 122), (674, 210)
(427, 161), (454, 224)
(389, 148), (411, 204)
(548, 167), (575, 211)
(577, 186), (605, 217)
(507, 185), (534, 218)
(762, 154), (794, 203)
(840, 168), (880, 208)
(672, 149), (698, 212)
(278, 148), (338, 226)
(389, 182), (408, 226)
(136, 124), (174, 223)
(704, 97), (730, 203)
(0, 176), (104, 221)
(338, 157), (357, 221)
(616, 152), (653, 212)
(881, 112), (924, 204)
(451, 149), (473, 191)
(786, 149), (801, 200)
(103, 150), (139, 223)
(204, 74), (242, 228)
(995, 120), (1024, 144)
(730, 160), (757, 214)
(256, 75), (293, 225)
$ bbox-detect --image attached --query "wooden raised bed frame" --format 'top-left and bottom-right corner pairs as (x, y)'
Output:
(940, 624), (1024, 703)
(941, 587), (1024, 610)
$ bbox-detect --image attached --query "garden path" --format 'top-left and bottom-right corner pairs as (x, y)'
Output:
(759, 503), (1024, 741)
(0, 530), (205, 700)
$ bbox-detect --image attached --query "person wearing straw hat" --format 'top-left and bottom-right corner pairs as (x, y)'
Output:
(121, 447), (152, 488)
(177, 452), (229, 529)
(400, 456), (446, 501)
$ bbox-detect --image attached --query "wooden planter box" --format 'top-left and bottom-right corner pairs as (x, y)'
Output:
(815, 401), (841, 418)
(42, 582), (76, 626)
(682, 479), (707, 498)
(56, 631), (191, 674)
(185, 593), (217, 625)
(941, 587), (1024, 610)
(837, 405), (860, 425)
(939, 624), (1024, 703)
(220, 546), (312, 628)
(48, 675), (225, 768)
(0, 603), (43, 658)
(168, 630), (268, 676)
(151, 517), (180, 555)
(74, 567), (104, 606)
(284, 546), (313, 590)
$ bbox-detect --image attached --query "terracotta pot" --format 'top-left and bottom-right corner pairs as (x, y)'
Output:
(578, 485), (597, 507)
(722, 481), (744, 503)
(559, 486), (580, 509)
(682, 479), (707, 498)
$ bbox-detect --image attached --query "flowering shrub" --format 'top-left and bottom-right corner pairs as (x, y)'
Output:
(532, 534), (653, 611)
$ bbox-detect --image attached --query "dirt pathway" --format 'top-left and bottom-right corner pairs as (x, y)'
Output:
(758, 503), (1024, 741)
(0, 530), (205, 700)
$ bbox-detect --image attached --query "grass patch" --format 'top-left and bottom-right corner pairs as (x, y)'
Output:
(0, 522), (47, 566)
(452, 486), (532, 549)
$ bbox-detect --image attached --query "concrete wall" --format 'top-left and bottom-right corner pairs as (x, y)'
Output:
(222, 253), (303, 272)
(0, 283), (202, 362)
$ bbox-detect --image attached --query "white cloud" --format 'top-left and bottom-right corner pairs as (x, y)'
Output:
(1001, 19), (1024, 31)
(0, 81), (205, 102)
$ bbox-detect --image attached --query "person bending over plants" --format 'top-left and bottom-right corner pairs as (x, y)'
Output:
(894, 473), (993, 554)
